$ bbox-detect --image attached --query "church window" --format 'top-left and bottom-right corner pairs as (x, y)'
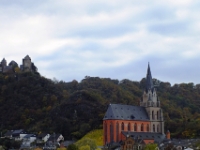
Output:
(110, 123), (114, 142)
(152, 111), (154, 120)
(116, 122), (119, 142)
(121, 122), (124, 131)
(153, 124), (155, 132)
(147, 124), (149, 132)
(128, 123), (131, 131)
(104, 123), (107, 143)
(141, 123), (144, 131)
(157, 111), (159, 120)
(134, 123), (137, 131)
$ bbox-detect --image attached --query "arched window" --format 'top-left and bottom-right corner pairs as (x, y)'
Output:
(104, 123), (107, 143)
(110, 123), (113, 142)
(157, 111), (159, 120)
(153, 124), (155, 132)
(157, 124), (159, 132)
(116, 122), (119, 142)
(121, 122), (124, 131)
(152, 111), (154, 120)
(141, 124), (144, 131)
(128, 123), (131, 131)
(134, 123), (137, 131)
(147, 124), (149, 132)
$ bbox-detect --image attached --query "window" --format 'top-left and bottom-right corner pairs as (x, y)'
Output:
(141, 123), (144, 131)
(110, 123), (113, 142)
(128, 123), (131, 131)
(157, 111), (159, 120)
(116, 122), (119, 142)
(104, 123), (107, 143)
(153, 124), (155, 132)
(134, 123), (137, 131)
(121, 122), (124, 131)
(157, 124), (159, 132)
(152, 111), (154, 120)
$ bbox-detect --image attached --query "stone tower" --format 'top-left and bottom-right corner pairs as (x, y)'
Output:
(140, 63), (164, 134)
(1, 58), (7, 67)
(22, 55), (32, 71)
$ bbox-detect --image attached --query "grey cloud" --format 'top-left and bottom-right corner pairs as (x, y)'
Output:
(148, 21), (189, 36)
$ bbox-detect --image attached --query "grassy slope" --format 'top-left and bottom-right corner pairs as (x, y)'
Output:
(78, 129), (103, 146)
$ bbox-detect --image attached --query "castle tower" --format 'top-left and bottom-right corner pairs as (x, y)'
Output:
(1, 58), (7, 67)
(140, 63), (164, 134)
(22, 55), (32, 71)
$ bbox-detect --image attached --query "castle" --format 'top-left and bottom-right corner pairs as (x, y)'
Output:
(0, 55), (37, 73)
(103, 64), (167, 148)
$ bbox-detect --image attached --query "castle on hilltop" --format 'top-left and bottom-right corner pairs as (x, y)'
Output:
(0, 55), (37, 73)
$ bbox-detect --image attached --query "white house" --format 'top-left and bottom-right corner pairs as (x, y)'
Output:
(22, 134), (37, 147)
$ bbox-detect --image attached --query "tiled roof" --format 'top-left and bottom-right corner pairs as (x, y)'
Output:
(103, 104), (149, 121)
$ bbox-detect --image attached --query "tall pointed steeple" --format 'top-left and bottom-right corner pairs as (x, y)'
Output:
(146, 63), (154, 91)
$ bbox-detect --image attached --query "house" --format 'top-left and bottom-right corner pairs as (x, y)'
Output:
(36, 133), (50, 144)
(4, 130), (14, 139)
(103, 63), (166, 148)
(21, 134), (37, 147)
(4, 129), (27, 141)
(46, 133), (64, 147)
(12, 129), (27, 141)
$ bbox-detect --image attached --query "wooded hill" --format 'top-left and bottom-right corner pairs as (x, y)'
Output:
(0, 72), (200, 140)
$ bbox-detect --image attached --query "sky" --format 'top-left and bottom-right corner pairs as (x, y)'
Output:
(0, 0), (200, 85)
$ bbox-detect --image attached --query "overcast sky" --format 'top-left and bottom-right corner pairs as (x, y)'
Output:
(0, 0), (200, 85)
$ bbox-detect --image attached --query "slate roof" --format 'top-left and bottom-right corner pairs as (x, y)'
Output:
(12, 129), (24, 134)
(24, 134), (36, 138)
(8, 60), (18, 67)
(103, 104), (149, 121)
(4, 130), (13, 137)
(160, 138), (199, 148)
(1, 58), (6, 64)
(122, 131), (166, 143)
(24, 55), (31, 60)
(47, 134), (63, 142)
(37, 133), (48, 139)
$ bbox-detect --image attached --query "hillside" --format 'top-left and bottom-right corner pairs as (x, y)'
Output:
(0, 72), (200, 139)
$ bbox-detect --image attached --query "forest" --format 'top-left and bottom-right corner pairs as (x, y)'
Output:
(0, 71), (200, 140)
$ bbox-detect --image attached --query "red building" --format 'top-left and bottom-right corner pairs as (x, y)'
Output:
(103, 64), (165, 146)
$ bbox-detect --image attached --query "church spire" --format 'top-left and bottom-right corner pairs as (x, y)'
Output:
(146, 63), (154, 91)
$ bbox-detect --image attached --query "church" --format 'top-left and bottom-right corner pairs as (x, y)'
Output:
(103, 64), (167, 147)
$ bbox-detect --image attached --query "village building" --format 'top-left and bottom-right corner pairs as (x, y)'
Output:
(103, 64), (167, 149)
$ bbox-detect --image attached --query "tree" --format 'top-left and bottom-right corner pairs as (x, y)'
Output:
(68, 144), (79, 150)
(79, 145), (90, 150)
(144, 143), (157, 150)
(76, 138), (96, 150)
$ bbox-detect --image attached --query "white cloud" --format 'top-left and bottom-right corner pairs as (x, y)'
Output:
(1, 0), (200, 84)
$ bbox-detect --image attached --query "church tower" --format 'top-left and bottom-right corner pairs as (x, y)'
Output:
(140, 63), (164, 134)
